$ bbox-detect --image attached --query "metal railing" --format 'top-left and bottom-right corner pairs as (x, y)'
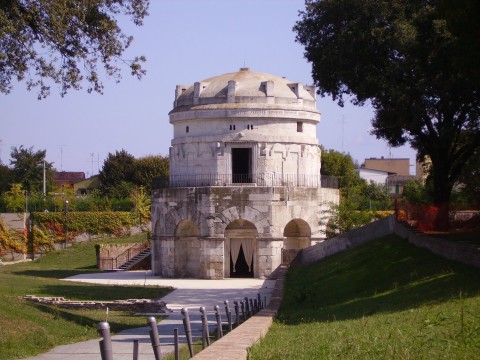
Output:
(99, 242), (150, 270)
(153, 174), (338, 189)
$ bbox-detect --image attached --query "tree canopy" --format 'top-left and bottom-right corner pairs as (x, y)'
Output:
(295, 0), (480, 229)
(0, 0), (149, 98)
(9, 146), (54, 193)
(99, 150), (168, 197)
(99, 149), (136, 197)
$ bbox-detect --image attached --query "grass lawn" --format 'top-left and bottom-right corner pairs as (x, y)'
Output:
(0, 233), (172, 360)
(249, 235), (480, 359)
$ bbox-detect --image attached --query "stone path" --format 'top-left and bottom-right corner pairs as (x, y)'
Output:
(22, 271), (276, 360)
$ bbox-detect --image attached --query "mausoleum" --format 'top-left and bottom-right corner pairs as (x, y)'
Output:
(151, 68), (339, 279)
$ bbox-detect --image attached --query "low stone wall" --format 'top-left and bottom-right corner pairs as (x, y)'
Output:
(299, 215), (480, 269)
(0, 213), (26, 230)
(394, 227), (480, 268)
(23, 295), (171, 313)
(300, 215), (396, 265)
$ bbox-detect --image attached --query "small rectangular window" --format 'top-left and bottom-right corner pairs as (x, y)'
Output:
(297, 122), (303, 132)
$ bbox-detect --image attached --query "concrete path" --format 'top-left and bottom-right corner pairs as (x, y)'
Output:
(23, 271), (275, 360)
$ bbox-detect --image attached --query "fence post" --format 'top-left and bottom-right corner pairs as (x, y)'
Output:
(241, 301), (246, 321)
(199, 306), (210, 348)
(224, 300), (233, 332)
(244, 297), (250, 318)
(133, 339), (139, 360)
(234, 300), (240, 326)
(214, 305), (223, 339)
(98, 322), (113, 360)
(257, 293), (262, 309)
(147, 316), (162, 360)
(250, 298), (254, 315)
(181, 308), (194, 358)
(174, 328), (179, 360)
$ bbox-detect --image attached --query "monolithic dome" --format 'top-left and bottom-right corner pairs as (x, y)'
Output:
(151, 68), (339, 279)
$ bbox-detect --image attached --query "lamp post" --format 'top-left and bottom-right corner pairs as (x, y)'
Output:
(64, 200), (69, 249)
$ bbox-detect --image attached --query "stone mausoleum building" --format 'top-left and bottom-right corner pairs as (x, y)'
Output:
(151, 68), (339, 279)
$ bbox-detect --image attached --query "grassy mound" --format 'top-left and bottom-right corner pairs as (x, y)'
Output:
(249, 235), (480, 359)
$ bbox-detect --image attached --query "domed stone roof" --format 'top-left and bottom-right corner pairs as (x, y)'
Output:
(171, 68), (318, 112)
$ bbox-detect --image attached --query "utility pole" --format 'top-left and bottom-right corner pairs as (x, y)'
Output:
(340, 115), (347, 153)
(58, 145), (66, 171)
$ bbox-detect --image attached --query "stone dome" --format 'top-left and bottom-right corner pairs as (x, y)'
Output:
(171, 68), (319, 113)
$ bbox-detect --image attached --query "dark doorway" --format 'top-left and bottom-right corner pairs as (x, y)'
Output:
(230, 244), (254, 278)
(232, 148), (252, 183)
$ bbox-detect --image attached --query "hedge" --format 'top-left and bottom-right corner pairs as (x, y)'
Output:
(31, 211), (138, 237)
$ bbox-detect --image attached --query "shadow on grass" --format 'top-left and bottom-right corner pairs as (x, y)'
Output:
(14, 269), (102, 279)
(34, 283), (172, 301)
(27, 303), (141, 334)
(279, 235), (480, 325)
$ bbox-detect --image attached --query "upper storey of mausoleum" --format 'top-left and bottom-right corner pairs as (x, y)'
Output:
(169, 68), (320, 124)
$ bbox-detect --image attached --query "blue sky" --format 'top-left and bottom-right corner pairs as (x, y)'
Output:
(1, 0), (416, 177)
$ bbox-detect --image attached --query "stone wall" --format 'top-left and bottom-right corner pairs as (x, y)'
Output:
(393, 226), (480, 268)
(151, 186), (339, 279)
(0, 213), (26, 230)
(300, 215), (480, 269)
(300, 215), (396, 265)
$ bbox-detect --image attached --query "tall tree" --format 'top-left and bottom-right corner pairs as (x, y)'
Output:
(10, 146), (54, 193)
(295, 0), (480, 229)
(0, 0), (149, 99)
(99, 149), (136, 197)
(321, 147), (360, 191)
(0, 163), (12, 194)
(132, 154), (169, 193)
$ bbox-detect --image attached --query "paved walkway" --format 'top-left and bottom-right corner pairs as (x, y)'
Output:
(23, 271), (275, 360)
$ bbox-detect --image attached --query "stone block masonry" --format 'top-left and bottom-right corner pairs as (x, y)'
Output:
(23, 295), (171, 314)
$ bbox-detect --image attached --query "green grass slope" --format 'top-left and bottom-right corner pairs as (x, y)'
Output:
(0, 234), (171, 360)
(250, 235), (480, 359)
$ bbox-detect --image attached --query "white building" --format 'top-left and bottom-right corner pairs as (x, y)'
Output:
(356, 168), (390, 186)
(151, 68), (339, 279)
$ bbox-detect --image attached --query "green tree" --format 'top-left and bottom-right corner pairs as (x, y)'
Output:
(131, 186), (151, 226)
(295, 1), (480, 230)
(0, 0), (149, 98)
(0, 163), (12, 194)
(10, 146), (54, 193)
(3, 183), (26, 213)
(132, 154), (169, 193)
(452, 147), (480, 208)
(359, 182), (392, 211)
(99, 149), (136, 197)
(402, 179), (431, 204)
(322, 201), (376, 239)
(321, 147), (360, 191)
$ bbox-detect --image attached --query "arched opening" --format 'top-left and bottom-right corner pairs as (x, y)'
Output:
(225, 219), (257, 278)
(229, 244), (253, 278)
(283, 219), (311, 249)
(174, 220), (200, 278)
